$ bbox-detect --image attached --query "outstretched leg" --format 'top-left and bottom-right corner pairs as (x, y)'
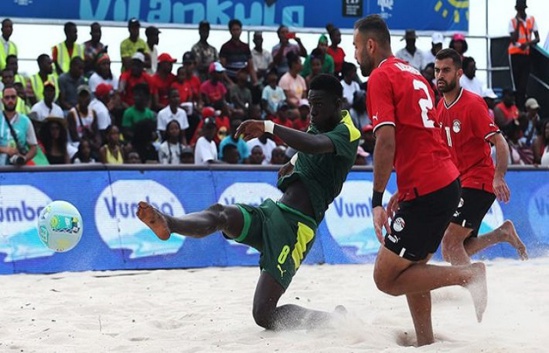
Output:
(136, 201), (244, 240)
(464, 220), (528, 260)
(252, 271), (342, 330)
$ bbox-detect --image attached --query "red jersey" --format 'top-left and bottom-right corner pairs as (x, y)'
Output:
(367, 56), (458, 201)
(437, 88), (499, 193)
(150, 73), (176, 108)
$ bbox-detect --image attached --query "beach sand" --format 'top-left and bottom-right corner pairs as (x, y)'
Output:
(0, 257), (547, 353)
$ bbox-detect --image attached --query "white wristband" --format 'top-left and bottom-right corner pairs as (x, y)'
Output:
(264, 120), (275, 134)
(290, 153), (298, 166)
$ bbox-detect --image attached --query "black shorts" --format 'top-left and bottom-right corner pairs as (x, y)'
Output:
(384, 179), (461, 262)
(451, 187), (496, 237)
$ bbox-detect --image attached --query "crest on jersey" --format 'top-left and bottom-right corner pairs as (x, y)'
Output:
(452, 119), (461, 133)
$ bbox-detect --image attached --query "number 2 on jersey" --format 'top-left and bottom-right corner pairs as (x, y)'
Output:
(412, 79), (435, 128)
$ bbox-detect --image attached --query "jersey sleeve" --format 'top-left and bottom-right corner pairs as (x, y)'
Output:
(469, 98), (500, 140)
(367, 70), (396, 134)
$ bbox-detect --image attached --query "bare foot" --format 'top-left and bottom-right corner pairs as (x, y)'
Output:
(466, 262), (487, 323)
(136, 201), (171, 240)
(501, 220), (528, 260)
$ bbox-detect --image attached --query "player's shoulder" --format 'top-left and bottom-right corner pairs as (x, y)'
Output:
(461, 89), (487, 107)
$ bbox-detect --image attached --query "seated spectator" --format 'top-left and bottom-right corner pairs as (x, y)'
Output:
(173, 51), (202, 109)
(395, 29), (424, 71)
(502, 121), (531, 165)
(248, 145), (265, 165)
(218, 119), (250, 164)
(494, 87), (520, 130)
(121, 83), (155, 141)
(278, 52), (306, 112)
(120, 18), (150, 72)
(118, 52), (154, 107)
(132, 118), (158, 163)
(221, 143), (240, 164)
(13, 81), (31, 115)
(191, 21), (219, 82)
(482, 88), (498, 121)
(39, 117), (70, 164)
(89, 83), (113, 142)
(521, 97), (541, 147)
(304, 49), (323, 88)
(83, 22), (107, 75)
(229, 69), (252, 119)
(293, 99), (310, 132)
(459, 56), (485, 96)
(181, 146), (194, 164)
(29, 54), (58, 104)
(219, 19), (258, 85)
(301, 35), (334, 77)
(340, 62), (361, 110)
(532, 119), (549, 165)
(71, 138), (96, 163)
(67, 85), (101, 153)
(157, 88), (188, 144)
(246, 132), (277, 165)
(326, 23), (346, 77)
(270, 146), (288, 165)
(449, 33), (468, 59)
(421, 62), (440, 105)
(360, 124), (375, 165)
(151, 53), (176, 111)
(200, 62), (228, 107)
(271, 25), (307, 77)
(355, 146), (370, 166)
(88, 54), (118, 92)
(99, 124), (124, 164)
(29, 81), (63, 122)
(194, 117), (219, 164)
(125, 150), (141, 164)
(52, 22), (84, 75)
(349, 90), (370, 129)
(158, 120), (187, 164)
(189, 105), (230, 146)
(5, 55), (30, 93)
(271, 103), (294, 145)
(57, 56), (85, 111)
(261, 69), (286, 118)
(251, 31), (273, 84)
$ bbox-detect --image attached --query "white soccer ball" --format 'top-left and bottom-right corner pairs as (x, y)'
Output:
(37, 200), (83, 252)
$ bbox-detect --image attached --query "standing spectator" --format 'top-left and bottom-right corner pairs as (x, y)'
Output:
(494, 88), (520, 130)
(194, 117), (219, 164)
(533, 119), (549, 165)
(29, 81), (63, 122)
(0, 19), (17, 71)
(261, 69), (286, 118)
(67, 85), (101, 152)
(326, 23), (346, 77)
(120, 18), (150, 72)
(229, 69), (252, 120)
(219, 19), (258, 85)
(395, 29), (425, 71)
(449, 33), (468, 58)
(39, 117), (70, 165)
(145, 26), (160, 74)
(423, 32), (444, 68)
(5, 55), (27, 90)
(218, 119), (250, 164)
(157, 88), (188, 144)
(30, 54), (58, 103)
(118, 52), (154, 107)
(158, 120), (187, 164)
(89, 83), (113, 141)
(151, 53), (176, 110)
(200, 62), (227, 107)
(246, 133), (276, 165)
(508, 0), (539, 110)
(88, 53), (118, 92)
(301, 35), (334, 77)
(251, 31), (273, 83)
(459, 57), (485, 96)
(278, 52), (307, 112)
(83, 22), (106, 75)
(57, 56), (85, 111)
(121, 83), (155, 141)
(52, 22), (84, 75)
(191, 21), (218, 82)
(99, 125), (124, 164)
(340, 62), (361, 110)
(271, 25), (307, 77)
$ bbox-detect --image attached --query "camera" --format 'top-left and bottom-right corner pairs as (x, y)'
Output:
(10, 154), (26, 165)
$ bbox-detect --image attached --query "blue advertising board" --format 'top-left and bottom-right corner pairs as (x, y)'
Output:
(4, 0), (469, 31)
(0, 167), (546, 275)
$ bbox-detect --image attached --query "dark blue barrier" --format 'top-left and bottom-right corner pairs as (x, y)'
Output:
(0, 166), (547, 274)
(4, 0), (468, 31)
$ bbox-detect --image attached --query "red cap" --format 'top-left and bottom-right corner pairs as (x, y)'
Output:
(452, 33), (466, 41)
(158, 53), (176, 63)
(202, 106), (221, 118)
(362, 124), (374, 132)
(94, 83), (114, 98)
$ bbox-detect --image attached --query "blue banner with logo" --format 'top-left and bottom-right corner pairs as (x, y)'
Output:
(5, 0), (468, 31)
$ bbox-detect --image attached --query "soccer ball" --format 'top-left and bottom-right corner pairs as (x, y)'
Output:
(37, 200), (83, 252)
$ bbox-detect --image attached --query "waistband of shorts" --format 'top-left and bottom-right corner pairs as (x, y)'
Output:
(275, 201), (318, 228)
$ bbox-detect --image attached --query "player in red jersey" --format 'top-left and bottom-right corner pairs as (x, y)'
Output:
(434, 48), (528, 265)
(354, 15), (487, 346)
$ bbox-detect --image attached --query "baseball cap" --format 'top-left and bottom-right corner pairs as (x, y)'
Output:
(452, 33), (466, 42)
(182, 51), (195, 63)
(202, 106), (221, 118)
(145, 26), (160, 36)
(94, 83), (114, 98)
(128, 18), (140, 27)
(525, 97), (540, 110)
(131, 52), (145, 63)
(299, 99), (310, 108)
(158, 53), (176, 63)
(431, 32), (444, 45)
(77, 84), (91, 95)
(97, 53), (111, 65)
(401, 29), (417, 41)
(482, 88), (498, 99)
(208, 61), (225, 73)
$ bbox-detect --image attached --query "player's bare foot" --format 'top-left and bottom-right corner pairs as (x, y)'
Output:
(501, 220), (528, 260)
(136, 202), (171, 240)
(466, 262), (487, 323)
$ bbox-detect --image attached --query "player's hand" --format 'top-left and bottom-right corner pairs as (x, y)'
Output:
(493, 176), (510, 203)
(386, 191), (399, 219)
(235, 120), (265, 141)
(278, 162), (294, 178)
(373, 206), (390, 244)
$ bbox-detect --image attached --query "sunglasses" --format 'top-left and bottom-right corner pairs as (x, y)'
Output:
(3, 95), (17, 100)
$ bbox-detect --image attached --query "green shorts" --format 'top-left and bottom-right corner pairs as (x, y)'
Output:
(234, 199), (318, 290)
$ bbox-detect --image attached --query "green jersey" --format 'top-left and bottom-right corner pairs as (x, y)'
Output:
(277, 110), (360, 223)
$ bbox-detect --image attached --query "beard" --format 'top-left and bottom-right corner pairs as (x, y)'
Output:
(437, 79), (457, 93)
(359, 58), (374, 77)
(3, 104), (16, 112)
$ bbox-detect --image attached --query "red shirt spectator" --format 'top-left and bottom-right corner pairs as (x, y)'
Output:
(118, 53), (155, 106)
(150, 53), (176, 109)
(190, 107), (230, 146)
(200, 64), (227, 105)
(172, 64), (201, 103)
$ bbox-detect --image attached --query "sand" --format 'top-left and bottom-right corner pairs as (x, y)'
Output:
(0, 257), (547, 353)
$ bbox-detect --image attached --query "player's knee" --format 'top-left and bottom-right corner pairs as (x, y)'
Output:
(441, 235), (460, 262)
(252, 304), (275, 329)
(373, 269), (400, 296)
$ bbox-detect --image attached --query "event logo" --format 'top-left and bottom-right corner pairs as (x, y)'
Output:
(325, 181), (393, 256)
(0, 186), (55, 261)
(528, 183), (549, 243)
(434, 0), (469, 24)
(377, 0), (394, 19)
(95, 180), (185, 259)
(80, 0), (306, 27)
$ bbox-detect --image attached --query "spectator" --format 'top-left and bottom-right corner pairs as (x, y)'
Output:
(151, 53), (176, 110)
(508, 0), (539, 111)
(219, 19), (258, 85)
(423, 32), (444, 68)
(261, 69), (286, 118)
(521, 97), (541, 147)
(120, 18), (150, 72)
(5, 55), (28, 91)
(326, 23), (346, 77)
(271, 25), (307, 77)
(304, 49), (323, 88)
(29, 81), (63, 122)
(229, 69), (252, 119)
(482, 88), (499, 121)
(11, 81), (30, 115)
(180, 146), (194, 164)
(99, 124), (124, 164)
(355, 146), (370, 166)
(278, 52), (306, 111)
(89, 83), (113, 141)
(349, 90), (370, 129)
(173, 52), (202, 112)
(340, 62), (361, 110)
(67, 85), (101, 152)
(190, 105), (230, 146)
(131, 118), (158, 163)
(0, 18), (17, 71)
(125, 150), (141, 164)
(191, 21), (218, 82)
(251, 31), (273, 83)
(421, 62), (440, 105)
(395, 29), (424, 71)
(158, 119), (187, 164)
(118, 52), (154, 107)
(360, 124), (375, 165)
(301, 35), (334, 77)
(246, 133), (276, 165)
(532, 119), (549, 165)
(145, 26), (160, 74)
(494, 87), (520, 130)
(200, 62), (227, 107)
(269, 146), (287, 164)
(39, 116), (70, 164)
(194, 117), (219, 164)
(52, 22), (84, 75)
(503, 121), (530, 165)
(460, 56), (485, 96)
(221, 143), (240, 164)
(30, 54), (58, 103)
(248, 145), (265, 165)
(271, 103), (294, 145)
(293, 99), (310, 132)
(449, 33), (469, 58)
(218, 119), (250, 164)
(71, 138), (96, 163)
(88, 54), (118, 92)
(157, 88), (188, 144)
(57, 56), (85, 111)
(121, 83), (155, 141)
(83, 22), (106, 75)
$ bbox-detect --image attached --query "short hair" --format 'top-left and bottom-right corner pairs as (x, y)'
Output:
(2, 18), (12, 26)
(37, 53), (49, 65)
(354, 15), (391, 47)
(326, 23), (339, 36)
(341, 62), (357, 76)
(462, 56), (475, 69)
(435, 48), (462, 69)
(309, 74), (343, 99)
(133, 82), (150, 96)
(5, 54), (17, 64)
(228, 19), (242, 30)
(276, 25), (287, 36)
(286, 51), (300, 67)
(90, 22), (101, 29)
(64, 21), (76, 33)
(310, 48), (323, 61)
